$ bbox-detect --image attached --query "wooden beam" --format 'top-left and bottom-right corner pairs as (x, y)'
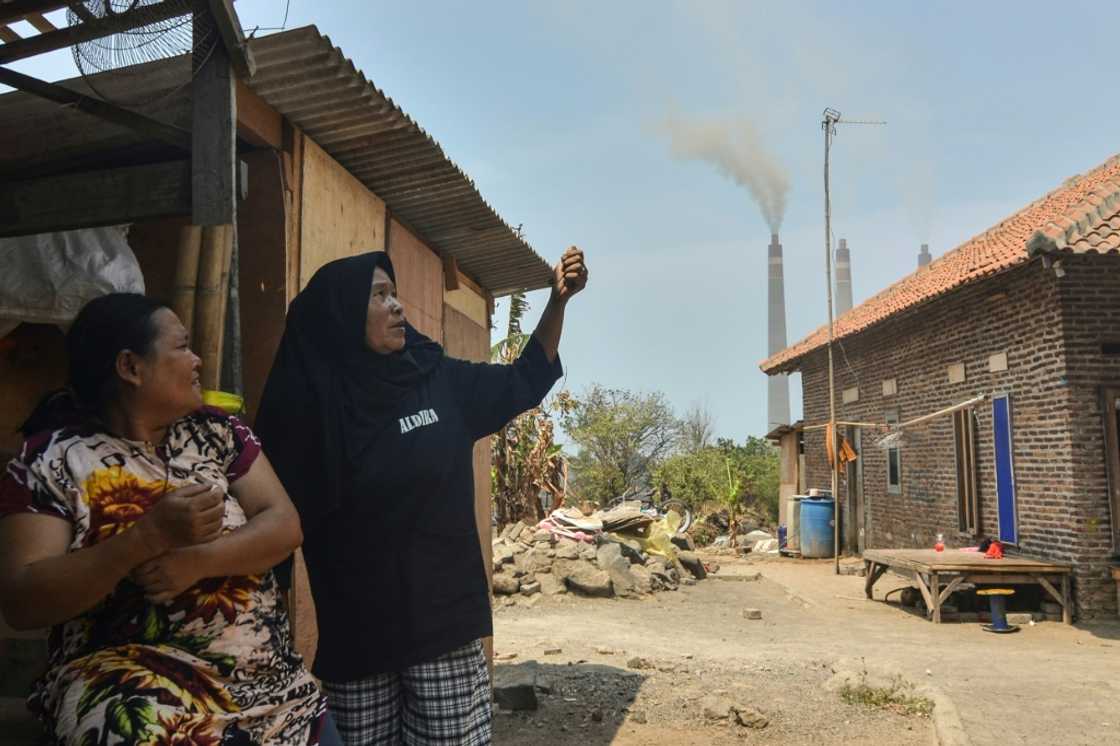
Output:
(24, 12), (55, 33)
(0, 160), (191, 237)
(0, 1), (65, 26)
(192, 2), (236, 226)
(0, 0), (187, 64)
(0, 25), (20, 43)
(206, 0), (255, 79)
(235, 79), (282, 149)
(0, 66), (191, 151)
(64, 2), (94, 23)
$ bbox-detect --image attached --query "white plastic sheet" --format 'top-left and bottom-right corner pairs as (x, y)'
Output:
(0, 226), (144, 338)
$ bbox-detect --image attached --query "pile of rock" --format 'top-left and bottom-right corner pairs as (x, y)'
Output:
(491, 521), (708, 600)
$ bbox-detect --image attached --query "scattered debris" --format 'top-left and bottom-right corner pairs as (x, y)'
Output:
(743, 608), (763, 620)
(627, 656), (653, 670)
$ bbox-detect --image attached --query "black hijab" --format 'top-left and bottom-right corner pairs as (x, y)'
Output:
(255, 252), (443, 527)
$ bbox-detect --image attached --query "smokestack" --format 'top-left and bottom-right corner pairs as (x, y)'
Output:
(835, 238), (853, 316)
(768, 233), (790, 430)
(918, 243), (932, 269)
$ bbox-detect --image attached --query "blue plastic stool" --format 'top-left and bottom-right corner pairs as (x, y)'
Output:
(977, 588), (1019, 634)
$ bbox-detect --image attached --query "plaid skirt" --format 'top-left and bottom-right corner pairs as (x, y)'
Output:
(322, 640), (492, 746)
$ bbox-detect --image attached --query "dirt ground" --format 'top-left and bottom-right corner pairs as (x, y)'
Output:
(492, 553), (1120, 745)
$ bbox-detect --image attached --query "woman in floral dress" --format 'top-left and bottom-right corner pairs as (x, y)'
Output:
(0, 293), (336, 745)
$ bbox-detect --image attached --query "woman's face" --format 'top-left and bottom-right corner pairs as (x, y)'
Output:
(126, 308), (203, 421)
(365, 267), (406, 354)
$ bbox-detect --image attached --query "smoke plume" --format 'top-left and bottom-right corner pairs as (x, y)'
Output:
(661, 111), (790, 232)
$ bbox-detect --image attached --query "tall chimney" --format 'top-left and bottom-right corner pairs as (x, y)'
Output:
(835, 238), (853, 316)
(768, 233), (790, 431)
(918, 243), (932, 269)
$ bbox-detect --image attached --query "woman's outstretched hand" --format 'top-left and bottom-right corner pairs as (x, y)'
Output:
(552, 246), (588, 302)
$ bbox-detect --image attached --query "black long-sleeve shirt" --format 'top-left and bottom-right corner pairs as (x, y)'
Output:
(303, 336), (562, 681)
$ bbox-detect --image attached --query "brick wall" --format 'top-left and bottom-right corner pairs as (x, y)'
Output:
(1055, 254), (1120, 616)
(792, 255), (1119, 618)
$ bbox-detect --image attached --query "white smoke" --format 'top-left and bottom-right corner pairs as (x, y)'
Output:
(661, 110), (790, 232)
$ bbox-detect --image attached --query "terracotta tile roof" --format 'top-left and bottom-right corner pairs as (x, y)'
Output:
(761, 154), (1120, 374)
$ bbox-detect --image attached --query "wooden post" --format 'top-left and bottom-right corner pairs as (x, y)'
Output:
(172, 226), (202, 336)
(193, 225), (231, 390)
(192, 2), (236, 227)
(190, 1), (238, 390)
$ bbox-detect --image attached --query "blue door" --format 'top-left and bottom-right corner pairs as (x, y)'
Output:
(992, 394), (1018, 544)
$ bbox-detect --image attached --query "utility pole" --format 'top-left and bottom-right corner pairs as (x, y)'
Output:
(821, 107), (884, 575)
(822, 108), (841, 575)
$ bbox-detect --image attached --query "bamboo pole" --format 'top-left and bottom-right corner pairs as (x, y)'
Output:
(823, 110), (840, 574)
(220, 221), (243, 396)
(194, 224), (232, 391)
(802, 421), (887, 432)
(897, 395), (987, 431)
(171, 225), (202, 337)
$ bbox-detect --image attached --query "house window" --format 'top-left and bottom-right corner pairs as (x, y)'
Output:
(954, 408), (980, 535)
(885, 410), (901, 494)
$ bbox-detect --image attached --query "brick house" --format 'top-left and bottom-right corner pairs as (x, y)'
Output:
(761, 154), (1120, 619)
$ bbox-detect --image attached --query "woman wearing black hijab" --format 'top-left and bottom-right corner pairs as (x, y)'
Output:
(256, 247), (587, 745)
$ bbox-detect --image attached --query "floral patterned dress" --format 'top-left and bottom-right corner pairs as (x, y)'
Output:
(0, 408), (327, 746)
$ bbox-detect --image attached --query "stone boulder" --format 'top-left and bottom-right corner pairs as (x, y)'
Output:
(554, 539), (581, 560)
(597, 543), (640, 598)
(492, 572), (520, 596)
(516, 547), (553, 575)
(670, 534), (695, 551)
(494, 662), (539, 711)
(629, 564), (654, 595)
(493, 543), (515, 566)
(537, 573), (567, 595)
(677, 551), (707, 580)
(557, 559), (613, 597)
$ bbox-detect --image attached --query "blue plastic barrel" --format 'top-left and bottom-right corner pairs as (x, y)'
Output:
(799, 498), (836, 558)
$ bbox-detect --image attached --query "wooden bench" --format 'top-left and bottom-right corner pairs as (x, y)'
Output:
(863, 548), (1073, 624)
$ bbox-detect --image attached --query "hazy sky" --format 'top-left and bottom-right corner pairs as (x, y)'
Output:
(8, 1), (1118, 440)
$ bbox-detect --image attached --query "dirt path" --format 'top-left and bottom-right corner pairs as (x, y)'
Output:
(492, 555), (1120, 745)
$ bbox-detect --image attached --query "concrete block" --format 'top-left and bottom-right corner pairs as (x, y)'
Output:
(493, 662), (539, 711)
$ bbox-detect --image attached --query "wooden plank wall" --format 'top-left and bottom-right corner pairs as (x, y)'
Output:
(443, 301), (494, 665)
(298, 137), (386, 286)
(0, 323), (66, 455)
(389, 219), (443, 341)
(778, 431), (800, 526)
(235, 150), (288, 422)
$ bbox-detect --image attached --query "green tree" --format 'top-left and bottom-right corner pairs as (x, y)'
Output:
(717, 436), (780, 521)
(653, 447), (725, 508)
(561, 385), (679, 505)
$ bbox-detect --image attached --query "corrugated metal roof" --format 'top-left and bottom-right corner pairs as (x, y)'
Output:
(0, 25), (552, 295)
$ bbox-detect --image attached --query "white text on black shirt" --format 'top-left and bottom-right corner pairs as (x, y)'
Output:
(399, 408), (440, 434)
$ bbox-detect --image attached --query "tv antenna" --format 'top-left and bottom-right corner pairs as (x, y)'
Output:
(821, 107), (885, 575)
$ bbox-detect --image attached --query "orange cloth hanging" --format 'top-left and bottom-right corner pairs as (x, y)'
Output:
(826, 427), (858, 473)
